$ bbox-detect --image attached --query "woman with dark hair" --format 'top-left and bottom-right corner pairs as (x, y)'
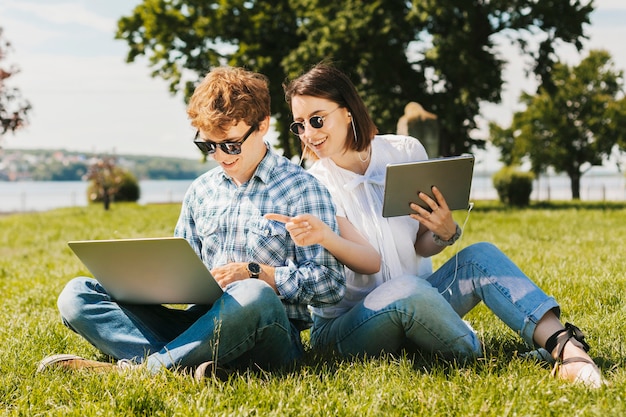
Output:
(273, 63), (604, 387)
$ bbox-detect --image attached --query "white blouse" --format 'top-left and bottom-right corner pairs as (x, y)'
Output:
(308, 135), (433, 318)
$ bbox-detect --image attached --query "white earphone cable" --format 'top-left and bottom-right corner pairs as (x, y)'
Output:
(439, 201), (474, 295)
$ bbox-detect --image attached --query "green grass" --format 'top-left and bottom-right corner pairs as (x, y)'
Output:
(1, 201), (625, 416)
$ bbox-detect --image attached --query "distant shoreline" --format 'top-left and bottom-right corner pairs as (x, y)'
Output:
(0, 148), (214, 182)
(1, 176), (624, 215)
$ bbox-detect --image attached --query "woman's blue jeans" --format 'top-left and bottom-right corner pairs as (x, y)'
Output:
(57, 278), (303, 373)
(311, 242), (559, 359)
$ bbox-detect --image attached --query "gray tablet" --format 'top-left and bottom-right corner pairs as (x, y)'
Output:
(382, 154), (475, 217)
(68, 237), (223, 304)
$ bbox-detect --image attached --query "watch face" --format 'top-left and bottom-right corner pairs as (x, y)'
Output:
(248, 262), (261, 275)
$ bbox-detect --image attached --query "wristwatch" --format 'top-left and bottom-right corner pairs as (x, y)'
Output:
(247, 262), (261, 279)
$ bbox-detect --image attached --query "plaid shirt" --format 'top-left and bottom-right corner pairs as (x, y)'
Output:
(174, 146), (345, 327)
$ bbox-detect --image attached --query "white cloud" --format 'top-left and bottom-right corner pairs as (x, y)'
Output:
(0, 16), (62, 51)
(2, 0), (116, 33)
(597, 0), (626, 10)
(1, 1), (201, 158)
(3, 51), (197, 158)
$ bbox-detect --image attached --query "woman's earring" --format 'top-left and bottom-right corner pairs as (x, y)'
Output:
(349, 113), (358, 144)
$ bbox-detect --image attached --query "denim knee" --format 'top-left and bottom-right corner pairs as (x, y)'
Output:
(458, 242), (502, 263)
(362, 275), (440, 311)
(56, 277), (94, 327)
(225, 279), (286, 324)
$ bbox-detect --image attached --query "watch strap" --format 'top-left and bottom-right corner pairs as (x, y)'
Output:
(432, 223), (462, 247)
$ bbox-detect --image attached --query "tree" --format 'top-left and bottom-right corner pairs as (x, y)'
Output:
(86, 158), (140, 210)
(116, 0), (302, 157)
(0, 28), (31, 139)
(491, 50), (626, 199)
(116, 0), (592, 159)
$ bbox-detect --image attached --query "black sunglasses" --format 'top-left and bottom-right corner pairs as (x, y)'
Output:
(289, 107), (341, 136)
(193, 124), (257, 155)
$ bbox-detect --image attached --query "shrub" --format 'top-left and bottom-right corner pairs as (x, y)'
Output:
(114, 171), (141, 202)
(492, 166), (534, 207)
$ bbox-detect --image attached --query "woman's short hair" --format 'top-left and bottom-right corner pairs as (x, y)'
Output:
(284, 63), (378, 155)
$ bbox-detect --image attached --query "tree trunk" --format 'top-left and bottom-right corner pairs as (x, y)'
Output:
(569, 171), (581, 200)
(103, 187), (110, 210)
(439, 128), (452, 157)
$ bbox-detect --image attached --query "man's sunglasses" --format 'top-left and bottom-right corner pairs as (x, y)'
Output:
(289, 107), (340, 136)
(193, 124), (257, 155)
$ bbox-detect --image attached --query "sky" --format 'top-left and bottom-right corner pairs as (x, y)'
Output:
(1, 0), (625, 165)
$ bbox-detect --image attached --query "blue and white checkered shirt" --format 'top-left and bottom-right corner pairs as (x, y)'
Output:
(174, 146), (345, 327)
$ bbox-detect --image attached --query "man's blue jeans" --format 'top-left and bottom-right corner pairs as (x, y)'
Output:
(311, 242), (559, 358)
(57, 278), (303, 373)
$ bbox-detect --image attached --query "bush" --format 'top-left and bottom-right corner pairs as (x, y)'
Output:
(114, 171), (141, 202)
(492, 166), (534, 207)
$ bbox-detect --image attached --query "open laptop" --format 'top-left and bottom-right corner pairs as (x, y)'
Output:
(67, 237), (223, 304)
(382, 154), (475, 217)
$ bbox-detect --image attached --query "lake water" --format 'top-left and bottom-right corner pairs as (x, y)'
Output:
(0, 174), (625, 213)
(472, 172), (626, 202)
(0, 180), (193, 213)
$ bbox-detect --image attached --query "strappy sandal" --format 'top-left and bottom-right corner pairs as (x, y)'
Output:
(545, 323), (605, 388)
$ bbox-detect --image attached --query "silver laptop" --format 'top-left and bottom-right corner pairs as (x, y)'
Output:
(68, 237), (223, 304)
(382, 154), (475, 217)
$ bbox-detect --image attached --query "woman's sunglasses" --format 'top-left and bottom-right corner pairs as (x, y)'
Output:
(289, 107), (340, 136)
(193, 124), (257, 155)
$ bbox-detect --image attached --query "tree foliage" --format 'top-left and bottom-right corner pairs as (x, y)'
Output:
(491, 49), (626, 199)
(0, 28), (31, 138)
(116, 0), (593, 159)
(86, 158), (140, 210)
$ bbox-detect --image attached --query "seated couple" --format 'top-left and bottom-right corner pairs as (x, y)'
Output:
(37, 65), (604, 388)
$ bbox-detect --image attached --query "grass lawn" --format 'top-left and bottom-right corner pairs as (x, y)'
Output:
(1, 201), (625, 416)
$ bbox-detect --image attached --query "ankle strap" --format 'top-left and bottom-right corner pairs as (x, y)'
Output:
(545, 323), (590, 359)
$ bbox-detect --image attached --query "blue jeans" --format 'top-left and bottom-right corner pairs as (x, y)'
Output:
(311, 242), (559, 358)
(57, 278), (303, 373)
